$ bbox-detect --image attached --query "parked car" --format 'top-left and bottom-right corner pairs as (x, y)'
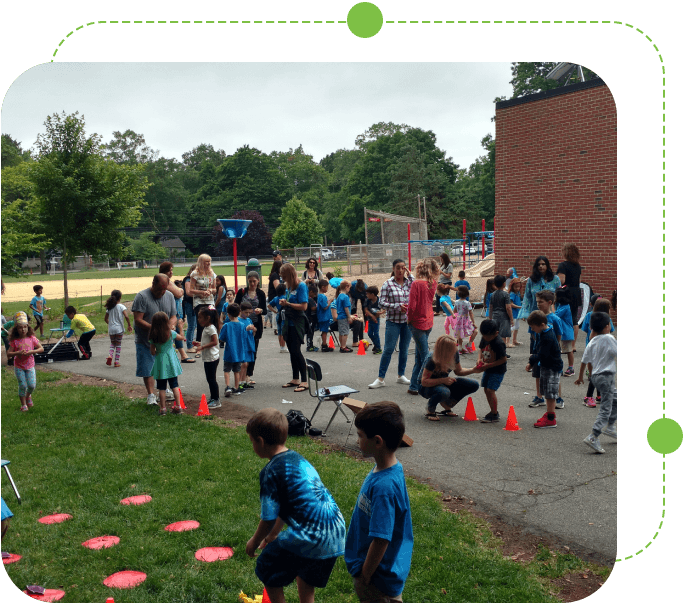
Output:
(451, 244), (479, 256)
(316, 248), (334, 260)
(332, 248), (347, 259)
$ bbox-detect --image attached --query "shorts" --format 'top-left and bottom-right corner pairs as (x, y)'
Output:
(353, 576), (403, 603)
(33, 314), (44, 325)
(319, 319), (330, 333)
(532, 363), (540, 378)
(156, 376), (179, 390)
(224, 361), (243, 373)
(135, 342), (155, 378)
(512, 318), (520, 331)
(560, 340), (573, 354)
(255, 538), (338, 589)
(337, 317), (350, 336)
(539, 366), (561, 400)
(481, 371), (505, 391)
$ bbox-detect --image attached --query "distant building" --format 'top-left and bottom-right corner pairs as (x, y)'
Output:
(159, 237), (186, 256)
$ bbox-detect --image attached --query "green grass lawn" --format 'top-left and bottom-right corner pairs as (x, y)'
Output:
(0, 368), (604, 602)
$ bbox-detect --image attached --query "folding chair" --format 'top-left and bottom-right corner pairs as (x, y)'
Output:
(1, 460), (21, 504)
(305, 358), (358, 436)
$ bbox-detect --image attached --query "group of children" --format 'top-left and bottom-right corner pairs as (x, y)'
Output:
(246, 402), (412, 603)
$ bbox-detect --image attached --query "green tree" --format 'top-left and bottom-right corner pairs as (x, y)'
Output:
(355, 121), (410, 150)
(497, 62), (599, 101)
(104, 129), (158, 165)
(2, 134), (32, 168)
(30, 111), (150, 304)
(270, 145), (330, 200)
(128, 232), (166, 260)
(1, 162), (49, 276)
(273, 197), (323, 249)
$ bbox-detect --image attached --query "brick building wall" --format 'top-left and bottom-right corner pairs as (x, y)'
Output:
(494, 79), (617, 308)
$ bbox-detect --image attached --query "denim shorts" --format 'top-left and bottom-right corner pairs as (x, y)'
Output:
(481, 371), (505, 391)
(135, 342), (155, 378)
(255, 538), (337, 588)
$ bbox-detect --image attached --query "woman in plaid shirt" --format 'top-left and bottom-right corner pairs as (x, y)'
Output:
(368, 259), (414, 389)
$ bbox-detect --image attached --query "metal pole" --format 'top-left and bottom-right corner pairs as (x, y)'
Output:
(233, 239), (239, 291)
(364, 207), (368, 247)
(423, 197), (428, 239)
(417, 195), (421, 222)
(462, 219), (466, 270)
(407, 223), (412, 271)
(481, 219), (486, 259)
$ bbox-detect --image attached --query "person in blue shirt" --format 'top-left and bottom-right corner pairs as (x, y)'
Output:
(508, 278), (523, 346)
(279, 264), (310, 392)
(335, 281), (354, 353)
(29, 285), (49, 338)
(317, 279), (333, 352)
(246, 408), (345, 603)
(219, 303), (255, 397)
(345, 401), (413, 602)
(554, 287), (577, 377)
(453, 270), (471, 301)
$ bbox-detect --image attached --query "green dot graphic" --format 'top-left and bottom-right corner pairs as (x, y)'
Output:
(647, 418), (683, 454)
(347, 2), (383, 38)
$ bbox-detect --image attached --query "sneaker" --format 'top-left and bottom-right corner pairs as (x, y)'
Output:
(306, 346), (319, 352)
(602, 424), (617, 439)
(534, 413), (557, 429)
(243, 383), (255, 390)
(528, 396), (545, 408)
(166, 388), (174, 399)
(20, 404), (28, 412)
(224, 386), (232, 398)
(373, 347), (383, 355)
(583, 396), (596, 407)
(555, 397), (565, 409)
(397, 375), (411, 385)
(407, 389), (419, 395)
(114, 362), (121, 368)
(27, 396), (34, 408)
(106, 357), (112, 366)
(280, 347), (288, 353)
(563, 367), (575, 377)
(237, 384), (246, 394)
(207, 399), (222, 409)
(369, 378), (386, 389)
(79, 345), (90, 360)
(171, 406), (183, 415)
(481, 412), (500, 423)
(147, 393), (158, 406)
(584, 434), (605, 453)
(231, 387), (242, 396)
(321, 346), (333, 352)
(596, 395), (602, 403)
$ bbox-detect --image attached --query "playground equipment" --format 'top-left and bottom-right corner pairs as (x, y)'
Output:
(217, 219), (252, 291)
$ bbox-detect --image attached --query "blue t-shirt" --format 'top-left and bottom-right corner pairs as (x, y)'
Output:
(260, 450), (345, 559)
(30, 295), (46, 317)
(581, 311), (615, 345)
(509, 292), (522, 319)
(554, 304), (575, 340)
(329, 277), (343, 289)
(286, 282), (309, 327)
(439, 295), (454, 315)
(485, 292), (492, 317)
(336, 292), (351, 318)
(345, 462), (414, 598)
(454, 280), (470, 301)
(219, 320), (254, 363)
(317, 293), (332, 323)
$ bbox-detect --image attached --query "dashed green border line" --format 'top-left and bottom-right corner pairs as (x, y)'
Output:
(50, 18), (666, 564)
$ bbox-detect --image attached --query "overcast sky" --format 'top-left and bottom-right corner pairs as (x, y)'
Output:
(2, 62), (513, 168)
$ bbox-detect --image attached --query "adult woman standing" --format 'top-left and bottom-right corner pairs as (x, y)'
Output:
(278, 263), (309, 393)
(301, 257), (322, 285)
(368, 259), (414, 389)
(556, 244), (582, 347)
(519, 255), (562, 320)
(434, 252), (453, 315)
(234, 271), (267, 385)
(188, 254), (216, 356)
(407, 258), (440, 395)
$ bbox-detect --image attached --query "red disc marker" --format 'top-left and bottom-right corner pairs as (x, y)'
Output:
(82, 536), (120, 550)
(23, 589), (65, 602)
(120, 495), (152, 506)
(195, 547), (234, 562)
(2, 553), (22, 564)
(103, 570), (147, 589)
(38, 514), (73, 525)
(164, 520), (200, 532)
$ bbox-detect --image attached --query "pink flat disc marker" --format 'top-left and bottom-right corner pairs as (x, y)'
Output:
(2, 553), (22, 564)
(82, 536), (120, 550)
(195, 547), (234, 562)
(23, 589), (66, 602)
(164, 520), (200, 532)
(120, 495), (152, 506)
(103, 570), (147, 589)
(38, 514), (73, 525)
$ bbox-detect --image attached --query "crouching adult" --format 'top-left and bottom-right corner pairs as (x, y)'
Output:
(419, 334), (482, 421)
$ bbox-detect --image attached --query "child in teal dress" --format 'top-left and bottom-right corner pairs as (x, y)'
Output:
(149, 311), (184, 416)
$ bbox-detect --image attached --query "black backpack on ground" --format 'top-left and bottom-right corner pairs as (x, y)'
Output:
(286, 410), (311, 436)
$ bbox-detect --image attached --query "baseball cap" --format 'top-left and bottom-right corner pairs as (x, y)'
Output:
(272, 250), (281, 257)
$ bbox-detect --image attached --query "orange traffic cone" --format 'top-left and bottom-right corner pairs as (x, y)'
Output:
(503, 406), (520, 431)
(470, 341), (476, 353)
(328, 335), (335, 349)
(262, 588), (271, 603)
(178, 388), (186, 410)
(357, 340), (366, 356)
(196, 394), (211, 416)
(463, 397), (478, 421)
(364, 321), (368, 333)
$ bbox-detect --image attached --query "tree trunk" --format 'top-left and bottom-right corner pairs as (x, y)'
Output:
(40, 249), (47, 274)
(63, 240), (69, 307)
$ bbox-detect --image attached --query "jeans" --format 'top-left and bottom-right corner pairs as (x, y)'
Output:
(591, 372), (617, 436)
(184, 300), (196, 346)
(378, 321), (412, 379)
(419, 378), (480, 413)
(409, 326), (432, 391)
(367, 319), (381, 349)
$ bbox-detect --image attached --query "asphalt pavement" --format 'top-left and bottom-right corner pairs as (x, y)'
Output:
(51, 316), (617, 565)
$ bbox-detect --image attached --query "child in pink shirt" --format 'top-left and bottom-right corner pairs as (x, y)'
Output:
(6, 312), (44, 412)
